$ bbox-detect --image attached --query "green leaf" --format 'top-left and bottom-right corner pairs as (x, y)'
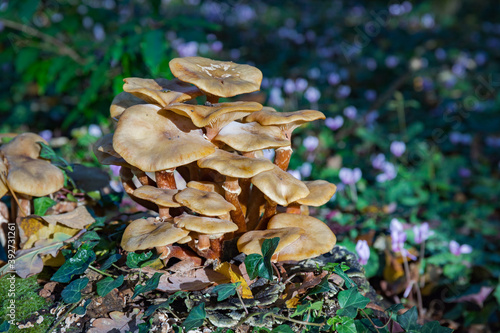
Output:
(307, 275), (331, 296)
(262, 237), (280, 261)
(397, 306), (421, 332)
(141, 30), (167, 76)
(421, 321), (453, 333)
(100, 253), (122, 271)
(335, 317), (357, 333)
(144, 290), (188, 317)
(182, 303), (206, 332)
(0, 320), (10, 332)
(72, 299), (91, 315)
(51, 244), (96, 283)
(96, 275), (124, 297)
(38, 141), (73, 171)
(132, 272), (163, 299)
(244, 238), (279, 281)
(337, 288), (370, 318)
(386, 304), (405, 314)
(61, 277), (89, 303)
(138, 319), (152, 333)
(33, 197), (56, 216)
(212, 282), (241, 301)
(334, 265), (356, 288)
(291, 301), (323, 317)
(271, 324), (294, 333)
(126, 251), (159, 268)
(245, 253), (263, 280)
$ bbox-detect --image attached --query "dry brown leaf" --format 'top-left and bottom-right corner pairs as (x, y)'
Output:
(19, 216), (79, 249)
(142, 267), (229, 292)
(88, 309), (144, 333)
(42, 206), (95, 229)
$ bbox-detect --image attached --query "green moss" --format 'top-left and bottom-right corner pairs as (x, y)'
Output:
(0, 274), (55, 332)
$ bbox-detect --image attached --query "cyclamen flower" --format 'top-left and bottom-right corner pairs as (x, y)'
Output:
(269, 87), (284, 107)
(449, 240), (473, 256)
(299, 162), (312, 178)
(283, 79), (295, 94)
(413, 222), (432, 244)
(339, 167), (362, 185)
(295, 78), (308, 92)
(262, 149), (275, 161)
(356, 240), (370, 265)
(376, 162), (397, 183)
(371, 153), (386, 170)
(390, 141), (406, 157)
(88, 124), (103, 137)
(288, 170), (301, 180)
(303, 136), (319, 151)
(109, 165), (121, 177)
(390, 219), (406, 253)
(343, 106), (357, 119)
(325, 116), (344, 131)
(39, 129), (53, 142)
(304, 87), (321, 103)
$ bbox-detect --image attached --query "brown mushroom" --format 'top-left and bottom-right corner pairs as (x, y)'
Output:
(174, 187), (235, 217)
(133, 185), (180, 219)
(287, 180), (337, 214)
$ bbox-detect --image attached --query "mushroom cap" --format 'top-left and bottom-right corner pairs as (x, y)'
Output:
(123, 77), (201, 107)
(121, 217), (189, 251)
(133, 185), (181, 208)
(236, 227), (305, 256)
(186, 180), (225, 196)
(169, 57), (263, 98)
(174, 187), (235, 216)
(251, 166), (309, 206)
(296, 180), (337, 206)
(245, 109), (325, 137)
(175, 213), (237, 234)
(0, 133), (47, 159)
(110, 92), (147, 119)
(267, 213), (336, 262)
(113, 104), (216, 171)
(197, 149), (275, 178)
(93, 133), (132, 168)
(213, 121), (290, 152)
(0, 157), (8, 198)
(163, 101), (262, 128)
(6, 156), (64, 197)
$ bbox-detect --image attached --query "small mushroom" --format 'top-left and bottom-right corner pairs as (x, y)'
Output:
(164, 101), (262, 140)
(169, 57), (263, 103)
(287, 180), (337, 214)
(267, 213), (336, 262)
(174, 187), (235, 217)
(133, 185), (181, 219)
(110, 92), (147, 120)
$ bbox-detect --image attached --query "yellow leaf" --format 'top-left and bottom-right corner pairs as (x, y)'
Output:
(214, 262), (253, 299)
(19, 217), (79, 249)
(285, 295), (301, 309)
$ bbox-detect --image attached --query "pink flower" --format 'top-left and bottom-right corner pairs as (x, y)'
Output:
(356, 240), (370, 265)
(339, 167), (362, 185)
(413, 222), (432, 244)
(390, 141), (406, 157)
(449, 240), (473, 256)
(325, 116), (344, 131)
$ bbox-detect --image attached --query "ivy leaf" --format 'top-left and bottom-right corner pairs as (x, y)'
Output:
(334, 265), (355, 288)
(421, 321), (453, 333)
(337, 288), (370, 318)
(96, 275), (124, 297)
(307, 275), (331, 296)
(182, 303), (206, 332)
(0, 320), (10, 332)
(386, 303), (405, 314)
(397, 307), (421, 332)
(271, 325), (294, 332)
(291, 301), (323, 317)
(244, 237), (279, 281)
(212, 282), (241, 301)
(335, 317), (357, 333)
(51, 243), (96, 283)
(144, 290), (189, 317)
(72, 299), (91, 315)
(126, 251), (159, 268)
(100, 253), (122, 271)
(38, 141), (73, 172)
(132, 272), (162, 299)
(61, 277), (88, 303)
(33, 197), (56, 216)
(138, 319), (152, 333)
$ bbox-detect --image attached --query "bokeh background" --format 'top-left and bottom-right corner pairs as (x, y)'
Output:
(1, 0), (500, 330)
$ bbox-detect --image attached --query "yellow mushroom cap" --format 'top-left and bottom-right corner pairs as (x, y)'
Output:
(174, 187), (235, 216)
(251, 166), (309, 206)
(175, 213), (237, 234)
(213, 121), (290, 152)
(0, 157), (8, 198)
(110, 91), (147, 120)
(121, 217), (189, 251)
(123, 77), (201, 107)
(113, 104), (216, 172)
(133, 185), (181, 208)
(197, 149), (274, 178)
(163, 101), (262, 128)
(236, 227), (305, 257)
(6, 156), (64, 197)
(169, 57), (263, 98)
(93, 133), (132, 168)
(296, 180), (337, 206)
(267, 213), (336, 262)
(0, 133), (47, 159)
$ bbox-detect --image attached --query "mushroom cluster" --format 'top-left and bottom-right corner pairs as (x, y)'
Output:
(99, 56), (337, 265)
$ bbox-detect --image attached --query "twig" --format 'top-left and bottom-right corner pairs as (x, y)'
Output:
(1, 171), (27, 217)
(236, 288), (249, 315)
(89, 265), (117, 278)
(360, 308), (381, 333)
(0, 18), (85, 64)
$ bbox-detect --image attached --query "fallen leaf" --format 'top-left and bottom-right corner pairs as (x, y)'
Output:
(19, 216), (79, 249)
(141, 267), (229, 292)
(42, 206), (95, 229)
(88, 309), (144, 333)
(215, 262), (253, 299)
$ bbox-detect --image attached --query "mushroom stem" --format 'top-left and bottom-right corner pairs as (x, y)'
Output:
(133, 169), (156, 186)
(286, 203), (302, 214)
(17, 195), (31, 218)
(156, 168), (176, 189)
(158, 206), (171, 219)
(274, 146), (293, 171)
(238, 178), (251, 216)
(223, 176), (246, 233)
(210, 237), (223, 259)
(205, 126), (220, 141)
(198, 234), (210, 250)
(156, 245), (202, 266)
(255, 199), (277, 230)
(246, 187), (266, 231)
